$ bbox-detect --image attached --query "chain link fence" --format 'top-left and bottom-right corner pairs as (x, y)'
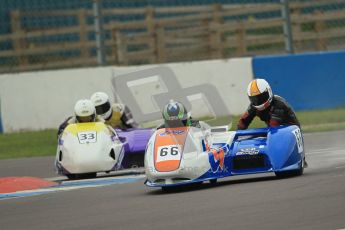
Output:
(0, 0), (345, 73)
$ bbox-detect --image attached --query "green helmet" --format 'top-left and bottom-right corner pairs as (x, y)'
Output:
(162, 100), (189, 127)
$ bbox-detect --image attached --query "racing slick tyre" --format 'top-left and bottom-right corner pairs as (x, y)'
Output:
(275, 158), (304, 178)
(209, 179), (217, 185)
(161, 186), (176, 193)
(66, 172), (97, 180)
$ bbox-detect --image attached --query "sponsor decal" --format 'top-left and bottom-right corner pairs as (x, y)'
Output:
(236, 147), (259, 156)
(202, 139), (211, 151)
(159, 130), (185, 136)
(209, 148), (226, 172)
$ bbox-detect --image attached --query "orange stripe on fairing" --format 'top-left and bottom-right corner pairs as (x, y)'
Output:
(250, 80), (260, 96)
(154, 127), (189, 172)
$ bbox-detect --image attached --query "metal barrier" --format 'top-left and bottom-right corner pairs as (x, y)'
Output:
(1, 0), (345, 73)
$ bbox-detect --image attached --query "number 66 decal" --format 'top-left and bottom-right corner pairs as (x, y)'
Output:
(156, 145), (181, 162)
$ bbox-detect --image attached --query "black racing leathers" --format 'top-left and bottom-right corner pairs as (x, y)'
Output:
(237, 95), (300, 130)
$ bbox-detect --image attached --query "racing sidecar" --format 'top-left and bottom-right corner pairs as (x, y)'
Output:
(55, 122), (153, 179)
(145, 123), (305, 189)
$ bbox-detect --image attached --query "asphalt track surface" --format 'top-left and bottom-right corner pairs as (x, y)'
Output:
(1, 130), (345, 230)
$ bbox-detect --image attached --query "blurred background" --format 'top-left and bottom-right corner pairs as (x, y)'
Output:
(1, 0), (345, 73)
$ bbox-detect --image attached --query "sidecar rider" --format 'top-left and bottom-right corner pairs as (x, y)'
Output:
(157, 100), (202, 129)
(57, 99), (103, 136)
(91, 92), (139, 129)
(237, 78), (301, 130)
(237, 79), (307, 167)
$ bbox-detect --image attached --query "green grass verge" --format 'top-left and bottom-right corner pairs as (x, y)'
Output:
(1, 108), (345, 160)
(0, 129), (57, 160)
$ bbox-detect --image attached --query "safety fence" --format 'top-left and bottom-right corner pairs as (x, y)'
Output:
(1, 0), (345, 73)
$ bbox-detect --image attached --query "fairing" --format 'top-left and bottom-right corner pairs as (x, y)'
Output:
(55, 123), (153, 175)
(145, 125), (304, 187)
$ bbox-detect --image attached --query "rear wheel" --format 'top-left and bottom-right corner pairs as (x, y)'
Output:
(66, 172), (97, 180)
(275, 158), (304, 178)
(209, 179), (217, 185)
(81, 172), (97, 179)
(66, 174), (77, 180)
(161, 186), (176, 193)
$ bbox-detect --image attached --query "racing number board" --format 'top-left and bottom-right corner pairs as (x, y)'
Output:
(157, 145), (182, 162)
(154, 127), (189, 172)
(292, 128), (303, 153)
(77, 131), (97, 144)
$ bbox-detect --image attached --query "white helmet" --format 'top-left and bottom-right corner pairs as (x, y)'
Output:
(90, 92), (112, 120)
(247, 79), (273, 111)
(74, 99), (96, 123)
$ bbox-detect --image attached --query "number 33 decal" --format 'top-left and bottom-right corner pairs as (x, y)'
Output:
(78, 131), (97, 144)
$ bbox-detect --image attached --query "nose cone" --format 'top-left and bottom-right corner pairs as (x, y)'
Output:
(59, 132), (116, 174)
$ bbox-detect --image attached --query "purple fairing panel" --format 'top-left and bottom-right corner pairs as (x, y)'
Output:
(116, 128), (154, 154)
(115, 128), (154, 169)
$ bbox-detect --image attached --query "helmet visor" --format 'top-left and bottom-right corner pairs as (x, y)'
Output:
(95, 102), (111, 115)
(249, 91), (270, 106)
(76, 114), (95, 123)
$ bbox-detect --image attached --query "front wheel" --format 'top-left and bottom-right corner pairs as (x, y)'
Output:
(161, 186), (176, 193)
(275, 158), (304, 178)
(66, 172), (97, 180)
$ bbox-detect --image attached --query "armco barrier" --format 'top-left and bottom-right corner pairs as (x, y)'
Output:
(252, 51), (345, 111)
